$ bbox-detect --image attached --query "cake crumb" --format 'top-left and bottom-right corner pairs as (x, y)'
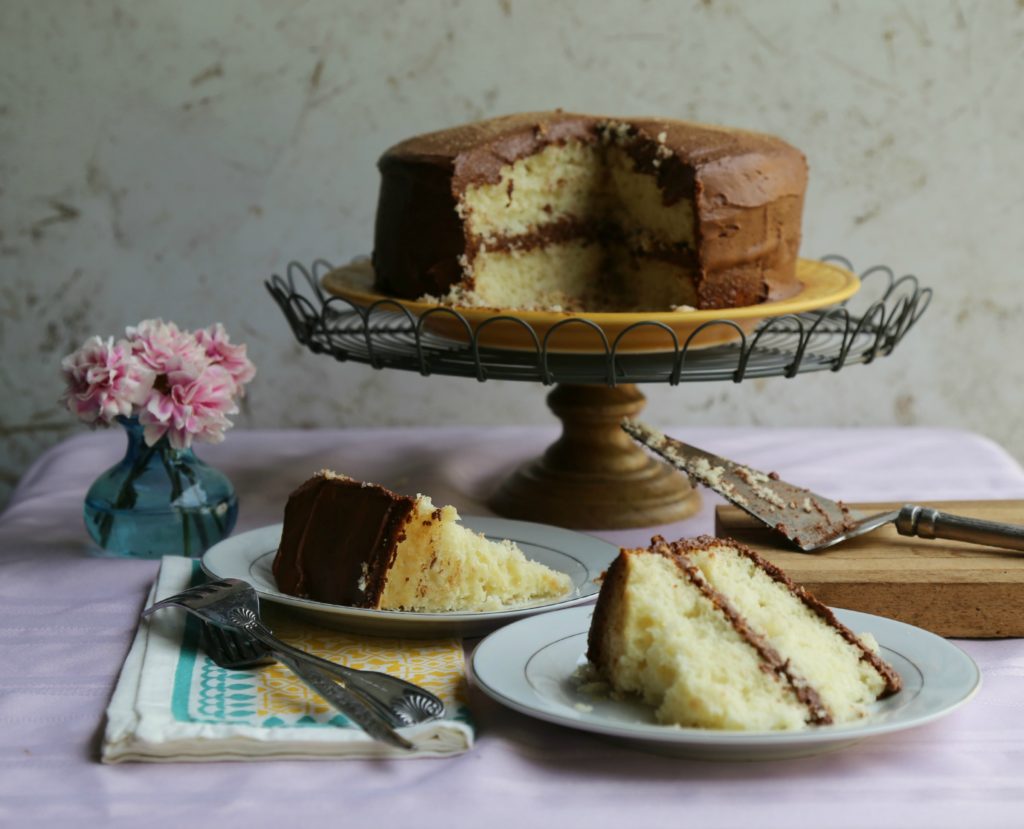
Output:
(735, 465), (788, 509)
(571, 662), (611, 698)
(623, 418), (667, 450)
(691, 457), (726, 487)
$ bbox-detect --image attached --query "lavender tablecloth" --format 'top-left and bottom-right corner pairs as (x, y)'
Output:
(3, 425), (1024, 828)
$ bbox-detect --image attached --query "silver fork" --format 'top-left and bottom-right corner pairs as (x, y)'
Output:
(196, 619), (414, 749)
(200, 622), (275, 668)
(198, 620), (430, 728)
(145, 579), (445, 741)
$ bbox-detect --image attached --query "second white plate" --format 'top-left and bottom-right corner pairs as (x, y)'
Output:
(201, 517), (619, 638)
(471, 605), (981, 760)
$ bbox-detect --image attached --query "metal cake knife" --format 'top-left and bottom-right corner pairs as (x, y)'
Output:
(622, 419), (1024, 553)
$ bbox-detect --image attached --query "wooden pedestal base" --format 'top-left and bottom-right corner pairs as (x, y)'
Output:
(489, 384), (700, 529)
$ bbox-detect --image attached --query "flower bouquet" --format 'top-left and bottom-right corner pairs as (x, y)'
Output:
(61, 319), (255, 558)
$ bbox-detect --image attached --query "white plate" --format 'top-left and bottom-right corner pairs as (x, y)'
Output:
(470, 605), (981, 760)
(201, 517), (619, 638)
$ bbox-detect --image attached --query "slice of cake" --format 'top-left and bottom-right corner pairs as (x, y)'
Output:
(587, 536), (900, 730)
(272, 471), (573, 612)
(372, 111), (807, 312)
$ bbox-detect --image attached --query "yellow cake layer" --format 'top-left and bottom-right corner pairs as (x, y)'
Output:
(461, 141), (606, 241)
(433, 242), (697, 312)
(601, 552), (810, 730)
(379, 496), (572, 612)
(459, 140), (695, 248)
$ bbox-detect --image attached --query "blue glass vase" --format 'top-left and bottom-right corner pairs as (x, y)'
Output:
(83, 416), (238, 558)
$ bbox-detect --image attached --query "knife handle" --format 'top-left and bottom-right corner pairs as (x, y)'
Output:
(895, 505), (1024, 551)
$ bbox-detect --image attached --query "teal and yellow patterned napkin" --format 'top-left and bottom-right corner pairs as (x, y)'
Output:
(102, 557), (474, 762)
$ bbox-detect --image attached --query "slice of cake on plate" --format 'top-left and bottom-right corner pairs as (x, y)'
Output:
(272, 470), (572, 612)
(586, 535), (901, 730)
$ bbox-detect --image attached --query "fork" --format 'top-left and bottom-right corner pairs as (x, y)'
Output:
(200, 622), (274, 668)
(198, 622), (414, 749)
(197, 618), (433, 727)
(144, 579), (445, 740)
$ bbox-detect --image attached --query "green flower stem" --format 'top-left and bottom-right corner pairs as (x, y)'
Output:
(178, 462), (212, 554)
(97, 435), (162, 548)
(158, 448), (191, 557)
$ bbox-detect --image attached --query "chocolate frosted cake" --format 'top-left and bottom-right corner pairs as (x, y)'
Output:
(372, 111), (807, 312)
(272, 471), (572, 612)
(587, 536), (900, 730)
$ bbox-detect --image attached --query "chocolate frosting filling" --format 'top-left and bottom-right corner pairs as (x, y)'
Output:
(466, 216), (697, 268)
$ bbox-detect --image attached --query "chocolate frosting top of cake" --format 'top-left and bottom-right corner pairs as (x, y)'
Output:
(378, 110), (807, 204)
(272, 472), (415, 608)
(379, 111), (595, 190)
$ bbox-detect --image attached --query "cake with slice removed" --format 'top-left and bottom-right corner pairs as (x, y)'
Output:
(586, 535), (901, 730)
(272, 470), (572, 612)
(372, 111), (808, 312)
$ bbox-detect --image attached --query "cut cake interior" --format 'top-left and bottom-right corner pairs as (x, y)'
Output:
(452, 130), (700, 312)
(587, 535), (901, 730)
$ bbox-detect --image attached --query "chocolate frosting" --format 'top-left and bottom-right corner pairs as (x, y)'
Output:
(271, 473), (415, 608)
(372, 111), (808, 309)
(379, 111), (597, 194)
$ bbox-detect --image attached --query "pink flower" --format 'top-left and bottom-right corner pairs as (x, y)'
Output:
(62, 319), (254, 447)
(127, 319), (206, 375)
(194, 323), (256, 396)
(139, 363), (239, 449)
(60, 336), (155, 425)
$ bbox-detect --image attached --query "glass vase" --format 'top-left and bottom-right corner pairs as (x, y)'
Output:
(83, 416), (238, 558)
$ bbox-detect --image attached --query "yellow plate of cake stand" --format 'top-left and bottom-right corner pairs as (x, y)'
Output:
(320, 258), (860, 354)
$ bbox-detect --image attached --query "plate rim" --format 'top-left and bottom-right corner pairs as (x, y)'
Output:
(469, 604), (982, 749)
(200, 516), (619, 625)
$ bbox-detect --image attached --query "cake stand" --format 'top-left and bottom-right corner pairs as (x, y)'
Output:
(266, 257), (931, 529)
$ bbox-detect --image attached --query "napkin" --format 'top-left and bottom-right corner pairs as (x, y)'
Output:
(101, 556), (474, 762)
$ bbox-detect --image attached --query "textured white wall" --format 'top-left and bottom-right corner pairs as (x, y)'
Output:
(2, 0), (1023, 506)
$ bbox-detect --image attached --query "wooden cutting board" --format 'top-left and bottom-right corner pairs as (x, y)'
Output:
(714, 500), (1024, 638)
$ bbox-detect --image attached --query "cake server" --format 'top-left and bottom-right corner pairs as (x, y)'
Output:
(622, 419), (1024, 553)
